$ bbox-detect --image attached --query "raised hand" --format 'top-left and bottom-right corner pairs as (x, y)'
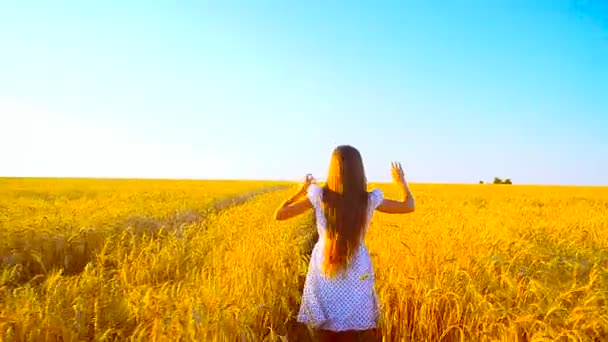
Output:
(391, 162), (406, 185)
(298, 174), (315, 193)
(375, 162), (415, 214)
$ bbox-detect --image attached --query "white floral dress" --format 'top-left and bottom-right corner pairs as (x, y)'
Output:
(297, 183), (384, 331)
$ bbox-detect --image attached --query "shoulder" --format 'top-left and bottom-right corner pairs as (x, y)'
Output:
(369, 188), (384, 209)
(306, 183), (323, 203)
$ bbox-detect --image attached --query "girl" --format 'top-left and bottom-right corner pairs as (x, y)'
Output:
(274, 145), (416, 341)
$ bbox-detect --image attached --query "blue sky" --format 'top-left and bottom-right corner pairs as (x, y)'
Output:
(0, 1), (607, 184)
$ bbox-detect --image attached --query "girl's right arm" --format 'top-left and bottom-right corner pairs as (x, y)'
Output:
(376, 162), (416, 214)
(274, 174), (315, 220)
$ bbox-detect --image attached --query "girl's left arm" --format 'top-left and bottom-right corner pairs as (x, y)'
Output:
(274, 175), (314, 221)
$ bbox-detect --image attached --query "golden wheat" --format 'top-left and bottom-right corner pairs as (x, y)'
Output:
(0, 178), (286, 285)
(1, 179), (607, 341)
(369, 184), (608, 341)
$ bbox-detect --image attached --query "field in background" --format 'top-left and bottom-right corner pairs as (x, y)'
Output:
(0, 178), (287, 282)
(1, 179), (607, 341)
(368, 184), (608, 341)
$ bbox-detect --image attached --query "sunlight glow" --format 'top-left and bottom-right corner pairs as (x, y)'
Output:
(0, 97), (230, 179)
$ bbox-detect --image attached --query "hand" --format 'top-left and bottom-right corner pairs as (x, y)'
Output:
(391, 162), (406, 185)
(298, 174), (315, 193)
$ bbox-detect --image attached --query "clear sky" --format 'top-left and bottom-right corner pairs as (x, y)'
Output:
(1, 1), (607, 185)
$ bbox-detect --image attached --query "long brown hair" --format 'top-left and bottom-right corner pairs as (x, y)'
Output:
(321, 145), (369, 278)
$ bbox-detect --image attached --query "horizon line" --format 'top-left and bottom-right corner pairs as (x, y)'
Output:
(1, 176), (606, 187)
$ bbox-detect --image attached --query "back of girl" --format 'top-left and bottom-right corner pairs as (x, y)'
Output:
(274, 145), (416, 341)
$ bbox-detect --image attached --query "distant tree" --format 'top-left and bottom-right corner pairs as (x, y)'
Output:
(479, 180), (484, 184)
(492, 177), (513, 185)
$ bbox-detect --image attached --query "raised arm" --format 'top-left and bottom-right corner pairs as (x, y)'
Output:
(274, 174), (314, 221)
(376, 162), (415, 214)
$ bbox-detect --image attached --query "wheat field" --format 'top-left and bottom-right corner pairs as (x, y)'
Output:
(1, 178), (607, 341)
